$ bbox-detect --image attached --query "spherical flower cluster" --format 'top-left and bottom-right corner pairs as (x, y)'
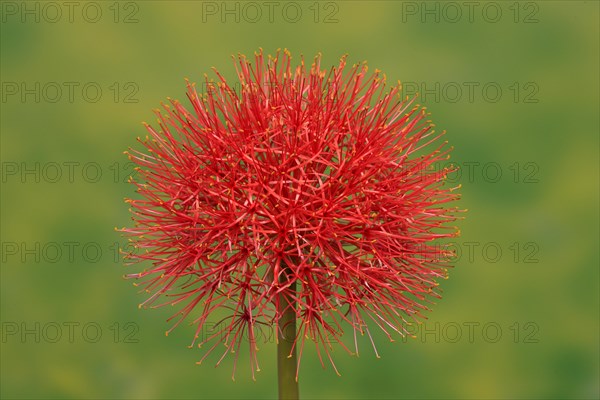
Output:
(121, 50), (461, 379)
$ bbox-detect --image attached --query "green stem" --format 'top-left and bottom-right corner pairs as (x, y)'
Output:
(277, 264), (299, 400)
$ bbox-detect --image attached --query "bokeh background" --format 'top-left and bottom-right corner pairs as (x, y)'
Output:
(1, 1), (598, 399)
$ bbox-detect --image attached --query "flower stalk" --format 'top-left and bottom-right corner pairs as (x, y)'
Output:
(277, 262), (299, 400)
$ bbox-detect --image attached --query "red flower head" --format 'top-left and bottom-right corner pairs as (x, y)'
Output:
(121, 49), (461, 380)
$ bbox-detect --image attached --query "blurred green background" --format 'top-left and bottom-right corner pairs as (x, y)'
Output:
(1, 1), (598, 399)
